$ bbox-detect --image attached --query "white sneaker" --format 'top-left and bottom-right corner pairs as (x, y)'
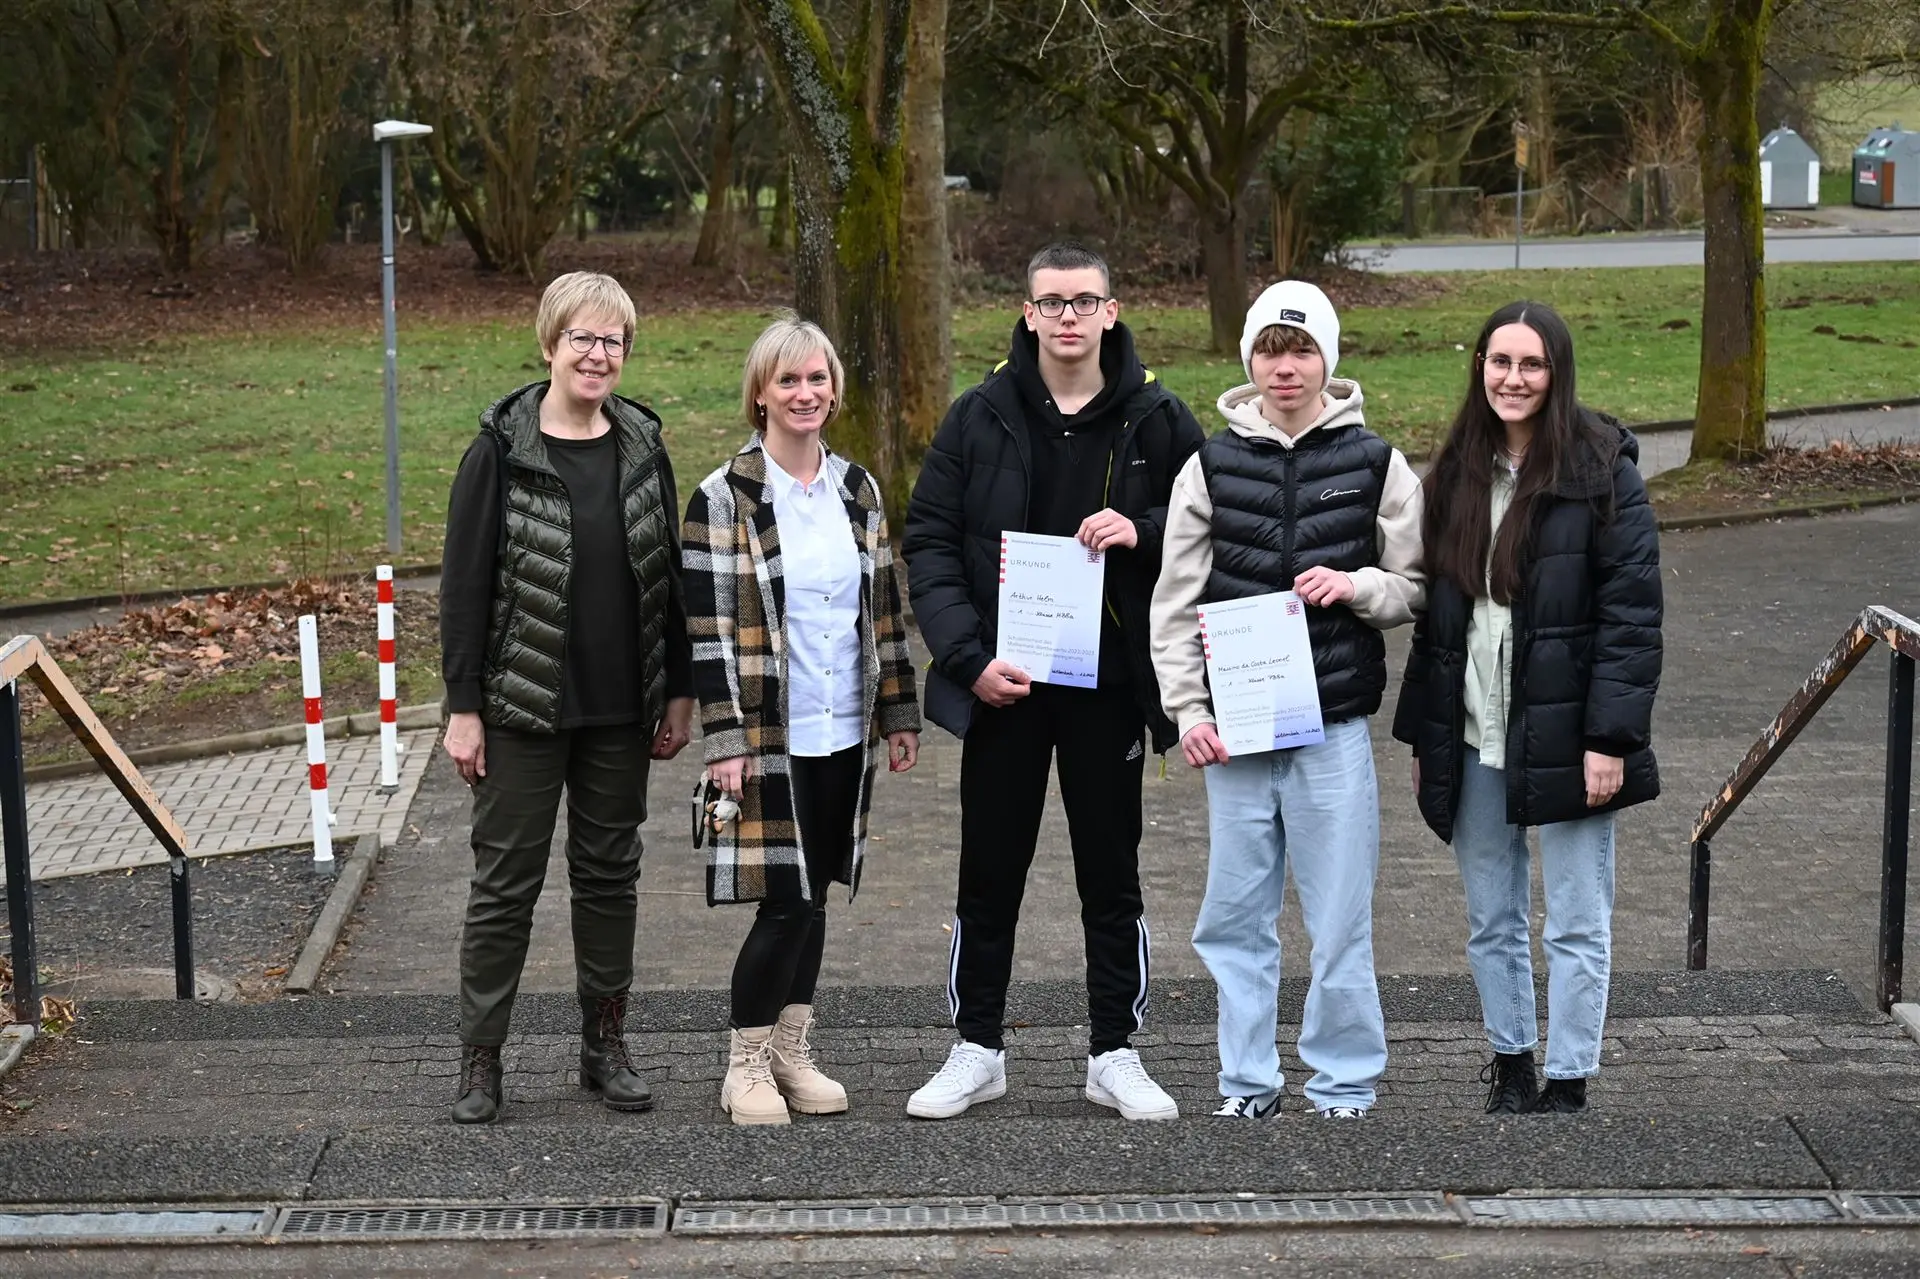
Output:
(906, 1041), (1006, 1119)
(1319, 1105), (1368, 1120)
(1085, 1048), (1179, 1121)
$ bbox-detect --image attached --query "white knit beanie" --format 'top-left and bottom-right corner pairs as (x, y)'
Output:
(1239, 280), (1340, 387)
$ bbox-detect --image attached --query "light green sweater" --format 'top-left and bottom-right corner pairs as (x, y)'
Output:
(1463, 458), (1519, 770)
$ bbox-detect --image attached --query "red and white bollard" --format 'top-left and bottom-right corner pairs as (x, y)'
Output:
(298, 613), (335, 865)
(375, 565), (400, 793)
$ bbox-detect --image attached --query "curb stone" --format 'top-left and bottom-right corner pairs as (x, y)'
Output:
(1656, 490), (1918, 532)
(0, 562), (442, 622)
(0, 1024), (35, 1082)
(21, 703), (445, 784)
(285, 835), (377, 996)
(1894, 1004), (1920, 1048)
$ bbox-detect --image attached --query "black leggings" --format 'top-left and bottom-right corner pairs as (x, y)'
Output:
(729, 745), (864, 1028)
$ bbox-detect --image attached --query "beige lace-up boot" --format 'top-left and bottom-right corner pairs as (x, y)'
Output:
(720, 1026), (791, 1125)
(770, 1004), (849, 1115)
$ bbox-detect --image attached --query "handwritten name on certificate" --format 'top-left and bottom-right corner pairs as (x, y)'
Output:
(996, 531), (1106, 689)
(1196, 592), (1325, 754)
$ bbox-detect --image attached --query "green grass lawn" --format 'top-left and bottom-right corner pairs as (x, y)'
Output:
(1815, 77), (1920, 156)
(3, 262), (1917, 605)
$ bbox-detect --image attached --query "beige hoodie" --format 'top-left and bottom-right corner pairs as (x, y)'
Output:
(1149, 378), (1426, 741)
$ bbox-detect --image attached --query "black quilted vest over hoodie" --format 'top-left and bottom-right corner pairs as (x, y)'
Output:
(1199, 423), (1391, 723)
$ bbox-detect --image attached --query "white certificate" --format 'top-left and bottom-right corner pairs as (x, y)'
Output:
(995, 531), (1106, 689)
(1196, 591), (1324, 754)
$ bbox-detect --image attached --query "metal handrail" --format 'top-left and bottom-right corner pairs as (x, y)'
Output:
(1688, 605), (1919, 1012)
(2, 634), (195, 1027)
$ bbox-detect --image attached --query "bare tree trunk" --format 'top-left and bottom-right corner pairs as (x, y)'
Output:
(151, 9), (196, 274)
(1687, 0), (1770, 462)
(895, 0), (949, 514)
(1198, 201), (1247, 356)
(744, 0), (941, 524)
(694, 1), (747, 268)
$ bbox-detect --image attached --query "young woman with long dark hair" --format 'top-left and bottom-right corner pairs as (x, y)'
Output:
(1393, 300), (1662, 1115)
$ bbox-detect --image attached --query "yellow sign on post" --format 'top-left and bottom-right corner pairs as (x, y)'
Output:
(1511, 122), (1529, 269)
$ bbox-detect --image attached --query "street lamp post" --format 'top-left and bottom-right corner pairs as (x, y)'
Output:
(372, 120), (433, 558)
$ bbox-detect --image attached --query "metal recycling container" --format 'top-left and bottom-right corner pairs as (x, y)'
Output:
(1759, 126), (1820, 209)
(1853, 126), (1920, 209)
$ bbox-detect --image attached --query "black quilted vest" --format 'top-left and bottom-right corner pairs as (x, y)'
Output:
(480, 386), (675, 734)
(1200, 422), (1391, 722)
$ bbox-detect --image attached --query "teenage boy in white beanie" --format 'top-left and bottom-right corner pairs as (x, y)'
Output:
(1149, 280), (1424, 1119)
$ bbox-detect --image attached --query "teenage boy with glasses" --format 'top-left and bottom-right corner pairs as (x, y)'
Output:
(901, 242), (1206, 1121)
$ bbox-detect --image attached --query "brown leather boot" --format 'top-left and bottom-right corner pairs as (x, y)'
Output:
(451, 1044), (503, 1125)
(770, 1004), (848, 1115)
(579, 993), (654, 1113)
(720, 1026), (790, 1125)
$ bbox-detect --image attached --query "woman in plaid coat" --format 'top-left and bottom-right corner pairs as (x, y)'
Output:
(682, 315), (922, 1125)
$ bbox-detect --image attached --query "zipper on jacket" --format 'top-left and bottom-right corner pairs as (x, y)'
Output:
(981, 399), (1033, 532)
(1099, 419), (1132, 629)
(1281, 450), (1299, 584)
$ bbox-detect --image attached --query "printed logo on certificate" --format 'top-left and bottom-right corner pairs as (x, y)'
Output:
(995, 531), (1106, 689)
(1196, 591), (1325, 754)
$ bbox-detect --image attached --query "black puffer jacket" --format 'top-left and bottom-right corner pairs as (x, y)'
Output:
(903, 321), (1206, 751)
(1393, 416), (1662, 841)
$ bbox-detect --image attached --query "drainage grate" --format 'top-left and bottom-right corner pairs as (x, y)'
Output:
(0, 1209), (268, 1243)
(273, 1202), (667, 1241)
(674, 1195), (1453, 1235)
(1462, 1195), (1843, 1226)
(1847, 1195), (1920, 1220)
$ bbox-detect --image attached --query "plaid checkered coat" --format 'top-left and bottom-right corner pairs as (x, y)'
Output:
(682, 436), (921, 906)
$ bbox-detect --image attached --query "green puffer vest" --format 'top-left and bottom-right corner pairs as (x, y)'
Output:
(479, 382), (675, 734)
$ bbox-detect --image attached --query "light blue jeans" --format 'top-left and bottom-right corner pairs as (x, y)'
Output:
(1452, 748), (1617, 1080)
(1192, 716), (1387, 1110)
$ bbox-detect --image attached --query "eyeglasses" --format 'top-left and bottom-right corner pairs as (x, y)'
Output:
(1481, 353), (1550, 380)
(1029, 295), (1110, 318)
(561, 329), (629, 358)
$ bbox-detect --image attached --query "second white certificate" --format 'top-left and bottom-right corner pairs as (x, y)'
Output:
(1196, 591), (1325, 754)
(995, 531), (1105, 688)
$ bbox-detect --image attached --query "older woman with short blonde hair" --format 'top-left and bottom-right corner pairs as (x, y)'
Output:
(682, 314), (921, 1125)
(439, 270), (695, 1125)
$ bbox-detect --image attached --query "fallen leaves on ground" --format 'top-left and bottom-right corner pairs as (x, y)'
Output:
(1695, 441), (1920, 497)
(51, 577), (368, 686)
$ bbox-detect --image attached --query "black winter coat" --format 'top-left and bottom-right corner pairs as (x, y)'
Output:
(902, 323), (1207, 752)
(1393, 417), (1662, 841)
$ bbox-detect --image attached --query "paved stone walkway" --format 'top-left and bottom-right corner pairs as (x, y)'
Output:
(18, 1009), (1915, 1135)
(2, 728), (437, 884)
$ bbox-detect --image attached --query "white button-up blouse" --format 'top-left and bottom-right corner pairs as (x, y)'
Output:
(763, 446), (865, 757)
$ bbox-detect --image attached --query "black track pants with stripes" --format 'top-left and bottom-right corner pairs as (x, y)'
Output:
(949, 682), (1149, 1055)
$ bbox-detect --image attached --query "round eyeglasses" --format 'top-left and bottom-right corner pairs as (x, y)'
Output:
(561, 329), (630, 358)
(1480, 353), (1550, 380)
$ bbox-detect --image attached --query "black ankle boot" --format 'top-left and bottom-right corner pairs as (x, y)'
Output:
(580, 993), (654, 1113)
(452, 1044), (503, 1124)
(1527, 1077), (1589, 1113)
(1480, 1050), (1540, 1114)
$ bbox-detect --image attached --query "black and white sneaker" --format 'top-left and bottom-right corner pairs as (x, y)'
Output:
(1211, 1092), (1281, 1119)
(1319, 1105), (1368, 1120)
